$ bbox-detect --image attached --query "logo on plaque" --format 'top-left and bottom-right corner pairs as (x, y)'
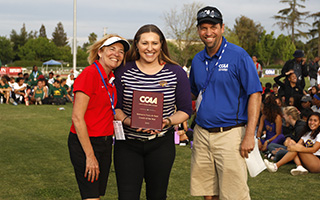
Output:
(131, 90), (164, 130)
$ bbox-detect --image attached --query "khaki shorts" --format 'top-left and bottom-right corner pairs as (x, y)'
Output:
(190, 125), (250, 200)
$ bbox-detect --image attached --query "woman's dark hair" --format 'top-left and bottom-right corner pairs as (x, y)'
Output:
(311, 86), (319, 98)
(300, 112), (320, 139)
(126, 24), (179, 65)
(263, 95), (282, 122)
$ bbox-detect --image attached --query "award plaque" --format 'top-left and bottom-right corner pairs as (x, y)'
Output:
(131, 90), (164, 130)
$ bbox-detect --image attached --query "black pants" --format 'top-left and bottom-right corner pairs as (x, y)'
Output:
(114, 130), (175, 200)
(68, 132), (113, 199)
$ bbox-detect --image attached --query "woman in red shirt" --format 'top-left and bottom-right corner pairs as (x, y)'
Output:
(68, 34), (129, 200)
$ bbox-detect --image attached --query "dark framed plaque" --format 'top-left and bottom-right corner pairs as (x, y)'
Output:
(131, 90), (164, 130)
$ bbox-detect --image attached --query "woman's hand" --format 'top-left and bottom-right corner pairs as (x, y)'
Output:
(136, 128), (160, 135)
(287, 143), (303, 152)
(84, 154), (100, 182)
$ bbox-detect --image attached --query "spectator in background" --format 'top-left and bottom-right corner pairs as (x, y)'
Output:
(300, 95), (313, 112)
(50, 79), (72, 105)
(281, 50), (308, 90)
(275, 96), (285, 109)
(264, 112), (320, 175)
(256, 95), (285, 152)
(13, 77), (28, 105)
(61, 78), (72, 101)
(31, 79), (48, 105)
(66, 73), (75, 88)
(70, 69), (79, 78)
(55, 74), (61, 82)
(262, 82), (273, 101)
(8, 77), (15, 98)
(308, 56), (320, 87)
(48, 72), (55, 85)
(176, 121), (193, 146)
(310, 85), (319, 98)
(23, 73), (29, 84)
(15, 72), (24, 82)
(0, 76), (12, 104)
(29, 65), (42, 87)
(267, 106), (306, 162)
(274, 69), (304, 106)
(273, 83), (279, 97)
(311, 94), (320, 113)
(252, 55), (262, 78)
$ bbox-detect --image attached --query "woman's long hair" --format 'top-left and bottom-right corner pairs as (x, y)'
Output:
(300, 112), (320, 139)
(263, 95), (282, 123)
(126, 24), (179, 66)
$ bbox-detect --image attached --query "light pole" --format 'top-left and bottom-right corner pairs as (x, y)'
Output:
(73, 0), (77, 73)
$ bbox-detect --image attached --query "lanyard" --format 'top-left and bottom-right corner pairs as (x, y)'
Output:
(94, 62), (116, 116)
(202, 42), (228, 93)
(33, 71), (38, 77)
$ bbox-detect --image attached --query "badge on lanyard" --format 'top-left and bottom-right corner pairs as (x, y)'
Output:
(94, 62), (126, 140)
(196, 43), (227, 112)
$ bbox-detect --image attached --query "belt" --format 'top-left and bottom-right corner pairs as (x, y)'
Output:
(205, 123), (246, 133)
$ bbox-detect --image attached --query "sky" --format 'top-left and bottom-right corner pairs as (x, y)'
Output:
(1, 0), (319, 46)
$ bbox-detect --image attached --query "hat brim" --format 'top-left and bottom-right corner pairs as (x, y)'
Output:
(99, 37), (130, 52)
(197, 18), (222, 26)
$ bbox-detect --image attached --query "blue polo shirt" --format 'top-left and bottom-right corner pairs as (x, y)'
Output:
(189, 37), (262, 128)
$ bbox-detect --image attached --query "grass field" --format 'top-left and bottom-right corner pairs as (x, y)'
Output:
(0, 92), (319, 199)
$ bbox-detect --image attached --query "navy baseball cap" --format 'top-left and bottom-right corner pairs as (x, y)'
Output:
(197, 6), (223, 26)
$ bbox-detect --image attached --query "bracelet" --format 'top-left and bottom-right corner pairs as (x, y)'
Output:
(266, 139), (270, 143)
(165, 117), (172, 127)
(122, 116), (129, 124)
(257, 137), (261, 140)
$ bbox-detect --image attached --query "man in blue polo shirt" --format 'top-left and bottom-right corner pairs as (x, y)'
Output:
(189, 6), (262, 200)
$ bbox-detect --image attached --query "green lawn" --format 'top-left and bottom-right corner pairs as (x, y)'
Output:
(0, 103), (319, 200)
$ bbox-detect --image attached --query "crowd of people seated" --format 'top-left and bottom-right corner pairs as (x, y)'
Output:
(0, 65), (75, 106)
(259, 77), (320, 175)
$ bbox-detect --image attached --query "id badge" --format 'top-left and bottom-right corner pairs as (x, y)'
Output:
(113, 120), (126, 140)
(195, 90), (203, 112)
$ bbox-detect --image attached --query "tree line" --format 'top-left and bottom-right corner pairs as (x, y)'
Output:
(0, 0), (319, 68)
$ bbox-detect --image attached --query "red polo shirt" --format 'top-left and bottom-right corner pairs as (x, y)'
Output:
(70, 61), (117, 137)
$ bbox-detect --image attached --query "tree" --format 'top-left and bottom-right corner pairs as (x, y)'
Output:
(39, 24), (47, 38)
(273, 0), (309, 43)
(273, 34), (296, 62)
(308, 11), (320, 57)
(163, 2), (203, 66)
(255, 31), (276, 66)
(0, 36), (14, 64)
(82, 32), (98, 51)
(55, 46), (72, 63)
(10, 24), (28, 52)
(52, 22), (68, 47)
(233, 15), (264, 55)
(77, 46), (89, 67)
(18, 37), (57, 61)
(223, 26), (240, 46)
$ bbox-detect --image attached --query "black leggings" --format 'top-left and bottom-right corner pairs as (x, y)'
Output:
(114, 130), (175, 200)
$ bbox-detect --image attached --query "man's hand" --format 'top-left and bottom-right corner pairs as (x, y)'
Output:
(240, 135), (255, 158)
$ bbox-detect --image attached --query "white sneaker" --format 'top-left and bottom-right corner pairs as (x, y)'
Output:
(290, 165), (308, 176)
(264, 159), (278, 172)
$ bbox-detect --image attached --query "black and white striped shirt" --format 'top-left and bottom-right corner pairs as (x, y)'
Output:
(114, 61), (192, 140)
